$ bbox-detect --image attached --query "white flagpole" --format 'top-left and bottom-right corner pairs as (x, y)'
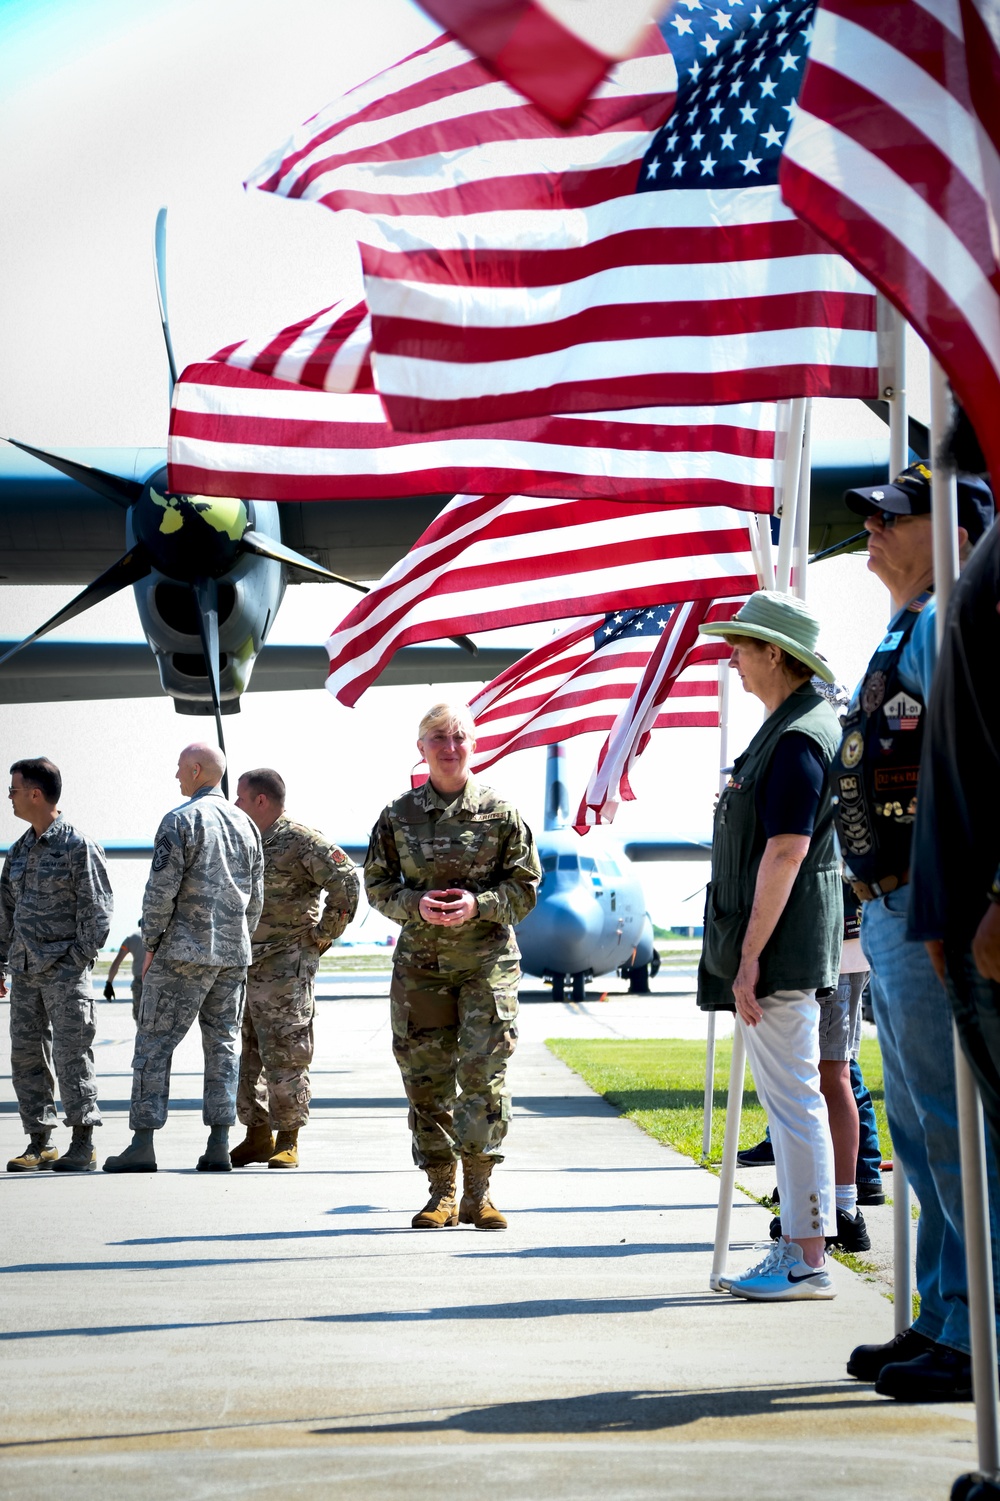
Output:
(792, 399), (812, 601)
(880, 301), (915, 1332)
(702, 663), (732, 1161)
(775, 397), (806, 594)
(930, 356), (1000, 1478)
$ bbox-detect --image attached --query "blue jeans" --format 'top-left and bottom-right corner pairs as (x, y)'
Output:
(862, 890), (1000, 1353)
(852, 1057), (883, 1187)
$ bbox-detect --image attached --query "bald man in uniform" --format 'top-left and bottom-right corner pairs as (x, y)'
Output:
(104, 743), (263, 1173)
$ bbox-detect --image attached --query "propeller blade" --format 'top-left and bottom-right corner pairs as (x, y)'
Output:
(2, 438), (143, 508)
(0, 545), (152, 669)
(191, 577), (228, 797)
(239, 529), (367, 588)
(153, 207), (178, 400)
(239, 531), (478, 654)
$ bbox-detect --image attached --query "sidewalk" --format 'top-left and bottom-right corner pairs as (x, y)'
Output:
(0, 981), (976, 1500)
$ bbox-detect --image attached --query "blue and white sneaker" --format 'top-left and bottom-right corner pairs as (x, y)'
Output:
(715, 1239), (784, 1293)
(729, 1240), (836, 1301)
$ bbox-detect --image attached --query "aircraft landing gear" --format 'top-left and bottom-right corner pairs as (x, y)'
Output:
(550, 974), (565, 1002)
(571, 972), (586, 1004)
(622, 949), (660, 994)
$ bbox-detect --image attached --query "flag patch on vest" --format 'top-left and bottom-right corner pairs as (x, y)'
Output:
(883, 692), (922, 731)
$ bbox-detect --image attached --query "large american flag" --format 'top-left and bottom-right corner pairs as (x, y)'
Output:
(324, 495), (759, 706)
(467, 598), (741, 773)
(212, 295), (375, 394)
(780, 0), (1000, 487)
(168, 359), (782, 509)
(247, 4), (880, 434)
(573, 600), (733, 831)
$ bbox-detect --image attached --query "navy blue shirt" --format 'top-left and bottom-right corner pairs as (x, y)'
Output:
(757, 731), (826, 840)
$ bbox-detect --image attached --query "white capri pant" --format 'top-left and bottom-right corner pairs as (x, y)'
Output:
(739, 988), (836, 1241)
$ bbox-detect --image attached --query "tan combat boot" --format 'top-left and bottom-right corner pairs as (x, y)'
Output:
(230, 1125), (275, 1167)
(459, 1156), (507, 1230)
(7, 1131), (59, 1172)
(412, 1161), (458, 1228)
(268, 1129), (299, 1169)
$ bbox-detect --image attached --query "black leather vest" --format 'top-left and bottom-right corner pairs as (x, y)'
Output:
(831, 594), (930, 889)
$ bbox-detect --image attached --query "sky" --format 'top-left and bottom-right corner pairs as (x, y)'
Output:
(0, 0), (917, 947)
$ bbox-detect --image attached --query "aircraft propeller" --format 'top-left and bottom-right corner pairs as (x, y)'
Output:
(0, 210), (372, 793)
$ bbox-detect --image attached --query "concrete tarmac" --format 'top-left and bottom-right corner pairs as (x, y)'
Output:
(0, 975), (977, 1500)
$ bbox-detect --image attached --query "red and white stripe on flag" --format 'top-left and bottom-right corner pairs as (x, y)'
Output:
(467, 604), (737, 774)
(573, 601), (741, 831)
(779, 0), (1000, 487)
(247, 25), (881, 434)
(213, 296), (375, 394)
(416, 0), (675, 124)
(168, 360), (781, 510)
(324, 495), (759, 708)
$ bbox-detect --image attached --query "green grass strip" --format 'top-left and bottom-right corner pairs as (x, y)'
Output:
(545, 1035), (892, 1165)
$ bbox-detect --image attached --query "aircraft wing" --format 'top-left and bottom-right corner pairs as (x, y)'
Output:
(0, 640), (521, 705)
(623, 839), (712, 862)
(20, 839), (372, 865)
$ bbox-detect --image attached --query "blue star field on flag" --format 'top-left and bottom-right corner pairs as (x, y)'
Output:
(595, 605), (678, 648)
(640, 0), (816, 192)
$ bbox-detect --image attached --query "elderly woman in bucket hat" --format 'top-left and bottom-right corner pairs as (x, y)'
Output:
(698, 591), (844, 1301)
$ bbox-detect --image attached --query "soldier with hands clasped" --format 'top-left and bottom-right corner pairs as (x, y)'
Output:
(365, 703), (540, 1231)
(2, 757), (113, 1174)
(104, 742), (263, 1174)
(230, 767), (359, 1169)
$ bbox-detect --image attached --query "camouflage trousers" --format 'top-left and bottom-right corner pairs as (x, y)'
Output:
(390, 959), (518, 1168)
(130, 975), (143, 1023)
(237, 943), (319, 1131)
(130, 954), (246, 1130)
(9, 967), (102, 1131)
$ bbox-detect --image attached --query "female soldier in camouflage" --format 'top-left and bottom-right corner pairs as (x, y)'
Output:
(365, 704), (540, 1230)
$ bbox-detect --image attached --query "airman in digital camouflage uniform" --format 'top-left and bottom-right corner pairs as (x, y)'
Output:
(104, 742), (263, 1174)
(365, 703), (540, 1230)
(230, 767), (359, 1169)
(2, 757), (113, 1174)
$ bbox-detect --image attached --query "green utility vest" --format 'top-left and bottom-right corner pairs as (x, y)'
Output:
(697, 684), (844, 1012)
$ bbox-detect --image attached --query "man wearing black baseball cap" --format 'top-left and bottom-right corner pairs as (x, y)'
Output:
(831, 460), (1000, 1403)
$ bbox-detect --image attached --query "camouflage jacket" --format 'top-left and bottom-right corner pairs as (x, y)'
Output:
(365, 779), (540, 970)
(0, 816), (113, 976)
(252, 814), (359, 962)
(142, 786), (263, 966)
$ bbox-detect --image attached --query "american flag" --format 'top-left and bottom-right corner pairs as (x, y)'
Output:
(466, 598), (741, 773)
(574, 600), (733, 830)
(212, 295), (375, 394)
(168, 359), (782, 509)
(780, 0), (1000, 487)
(247, 4), (880, 434)
(324, 494), (759, 707)
(416, 0), (674, 124)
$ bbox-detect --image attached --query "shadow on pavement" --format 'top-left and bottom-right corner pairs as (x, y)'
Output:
(311, 1382), (872, 1436)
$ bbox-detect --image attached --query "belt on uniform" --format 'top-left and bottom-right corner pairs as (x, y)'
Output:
(851, 871), (909, 903)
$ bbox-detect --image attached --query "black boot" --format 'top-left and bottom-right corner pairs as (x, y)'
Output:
(52, 1125), (97, 1173)
(103, 1129), (157, 1173)
(197, 1125), (232, 1172)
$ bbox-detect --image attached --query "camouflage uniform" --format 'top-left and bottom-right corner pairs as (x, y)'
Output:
(132, 786), (263, 1130)
(365, 779), (540, 1168)
(239, 816), (359, 1131)
(0, 817), (113, 1131)
(117, 931), (146, 1021)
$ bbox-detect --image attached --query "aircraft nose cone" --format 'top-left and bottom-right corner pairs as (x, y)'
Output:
(517, 890), (602, 978)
